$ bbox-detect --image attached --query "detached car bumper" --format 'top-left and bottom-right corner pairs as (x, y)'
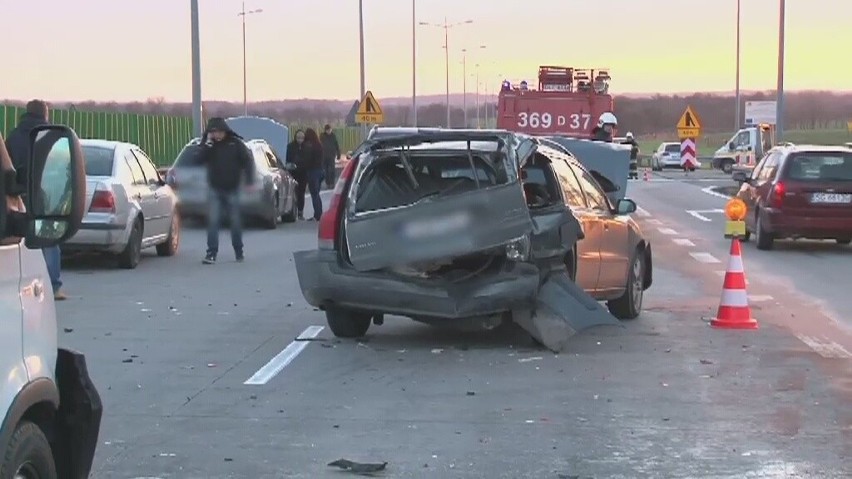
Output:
(294, 249), (541, 320)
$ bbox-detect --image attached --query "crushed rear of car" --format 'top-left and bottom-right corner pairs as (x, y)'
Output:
(293, 129), (621, 350)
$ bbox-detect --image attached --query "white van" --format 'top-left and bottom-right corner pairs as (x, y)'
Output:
(1, 125), (101, 478)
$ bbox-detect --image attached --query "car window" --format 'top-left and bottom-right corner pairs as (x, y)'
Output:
(664, 144), (680, 153)
(757, 153), (780, 181)
(124, 151), (145, 185)
(82, 146), (115, 176)
(173, 144), (205, 167)
(575, 169), (609, 211)
(252, 148), (270, 172)
(784, 152), (852, 181)
(551, 158), (587, 208)
(750, 153), (769, 180)
(132, 150), (161, 185)
(262, 148), (279, 169)
(736, 131), (750, 147)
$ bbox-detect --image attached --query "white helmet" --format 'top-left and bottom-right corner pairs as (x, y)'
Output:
(597, 112), (618, 128)
(626, 131), (634, 139)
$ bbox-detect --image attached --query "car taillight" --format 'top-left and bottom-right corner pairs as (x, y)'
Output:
(90, 190), (116, 213)
(770, 182), (785, 208)
(318, 157), (358, 249)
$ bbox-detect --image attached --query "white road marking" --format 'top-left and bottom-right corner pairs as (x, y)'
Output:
(635, 206), (651, 217)
(647, 219), (663, 225)
(796, 334), (852, 359)
(657, 227), (678, 235)
(689, 252), (721, 263)
(672, 238), (696, 247)
(686, 209), (726, 222)
(748, 294), (775, 302)
(244, 325), (325, 385)
(701, 185), (732, 200)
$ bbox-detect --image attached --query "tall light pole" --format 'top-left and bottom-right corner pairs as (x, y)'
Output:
(474, 64), (480, 129)
(238, 2), (263, 116)
(461, 49), (467, 127)
(358, 0), (367, 136)
(419, 18), (473, 127)
(735, 0), (741, 130)
(190, 0), (203, 136)
(412, 0), (417, 127)
(776, 0), (786, 142)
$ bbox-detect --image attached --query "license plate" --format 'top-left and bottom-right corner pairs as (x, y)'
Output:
(811, 193), (852, 204)
(401, 212), (471, 239)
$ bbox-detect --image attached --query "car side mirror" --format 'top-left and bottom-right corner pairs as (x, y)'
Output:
(616, 198), (637, 215)
(24, 125), (86, 249)
(728, 141), (735, 150)
(732, 171), (749, 183)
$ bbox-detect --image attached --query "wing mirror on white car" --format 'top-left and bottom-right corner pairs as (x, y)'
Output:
(23, 125), (87, 249)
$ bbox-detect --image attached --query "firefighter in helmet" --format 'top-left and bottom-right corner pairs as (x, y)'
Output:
(591, 112), (618, 142)
(622, 131), (640, 179)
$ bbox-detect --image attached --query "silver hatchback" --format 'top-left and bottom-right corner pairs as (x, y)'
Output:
(63, 140), (181, 269)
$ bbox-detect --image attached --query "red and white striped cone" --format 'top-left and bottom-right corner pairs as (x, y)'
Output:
(643, 168), (649, 181)
(711, 238), (758, 330)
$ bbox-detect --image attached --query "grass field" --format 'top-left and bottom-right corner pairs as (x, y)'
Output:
(637, 128), (851, 158)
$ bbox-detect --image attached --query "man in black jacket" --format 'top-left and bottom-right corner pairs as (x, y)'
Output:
(320, 124), (341, 189)
(198, 118), (256, 264)
(4, 100), (67, 300)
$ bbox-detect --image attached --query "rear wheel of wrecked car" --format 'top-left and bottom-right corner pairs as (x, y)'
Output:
(325, 308), (372, 338)
(0, 421), (57, 479)
(118, 219), (143, 269)
(607, 249), (644, 320)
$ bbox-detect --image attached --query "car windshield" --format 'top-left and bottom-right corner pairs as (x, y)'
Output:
(82, 146), (115, 176)
(173, 143), (205, 167)
(786, 152), (852, 181)
(664, 144), (680, 153)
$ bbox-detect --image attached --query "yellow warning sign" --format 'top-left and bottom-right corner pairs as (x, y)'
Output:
(355, 91), (384, 124)
(676, 105), (702, 139)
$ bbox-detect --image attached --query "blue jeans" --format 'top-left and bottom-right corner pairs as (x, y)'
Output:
(295, 168), (324, 220)
(207, 189), (243, 256)
(42, 245), (62, 292)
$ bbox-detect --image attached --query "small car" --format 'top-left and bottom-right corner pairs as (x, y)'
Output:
(293, 129), (652, 339)
(167, 138), (298, 228)
(734, 144), (852, 250)
(652, 142), (700, 171)
(62, 140), (180, 269)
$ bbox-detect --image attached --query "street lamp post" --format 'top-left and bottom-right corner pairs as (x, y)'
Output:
(419, 18), (473, 128)
(190, 0), (203, 136)
(238, 1), (263, 116)
(461, 49), (467, 127)
(776, 0), (786, 142)
(735, 0), (741, 130)
(358, 0), (367, 136)
(412, 0), (417, 127)
(475, 65), (480, 129)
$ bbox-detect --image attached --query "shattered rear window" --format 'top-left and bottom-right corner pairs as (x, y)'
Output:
(353, 149), (510, 213)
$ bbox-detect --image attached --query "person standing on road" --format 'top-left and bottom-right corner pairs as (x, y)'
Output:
(286, 128), (324, 221)
(198, 117), (256, 265)
(622, 132), (640, 179)
(320, 124), (341, 189)
(4, 100), (67, 300)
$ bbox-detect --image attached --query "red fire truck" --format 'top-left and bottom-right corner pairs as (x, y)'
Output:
(496, 66), (614, 139)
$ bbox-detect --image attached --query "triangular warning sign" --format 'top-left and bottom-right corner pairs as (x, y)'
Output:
(356, 91), (383, 116)
(677, 105), (701, 129)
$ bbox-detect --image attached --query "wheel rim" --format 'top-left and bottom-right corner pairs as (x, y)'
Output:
(171, 215), (180, 250)
(15, 462), (39, 479)
(631, 256), (644, 310)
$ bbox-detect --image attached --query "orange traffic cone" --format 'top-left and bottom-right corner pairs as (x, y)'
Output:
(711, 238), (758, 330)
(643, 169), (649, 181)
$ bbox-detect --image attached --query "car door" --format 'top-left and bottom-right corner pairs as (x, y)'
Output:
(573, 163), (630, 291)
(0, 240), (26, 414)
(124, 150), (163, 239)
(551, 157), (602, 292)
(262, 146), (284, 213)
(132, 149), (172, 238)
(744, 153), (780, 229)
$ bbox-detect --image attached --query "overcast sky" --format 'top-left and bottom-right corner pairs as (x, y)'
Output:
(4, 0), (850, 102)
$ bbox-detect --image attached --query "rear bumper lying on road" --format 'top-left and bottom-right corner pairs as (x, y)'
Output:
(293, 249), (541, 320)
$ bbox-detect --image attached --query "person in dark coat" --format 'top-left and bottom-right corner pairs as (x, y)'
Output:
(286, 128), (324, 221)
(197, 117), (256, 264)
(4, 100), (66, 300)
(621, 132), (640, 179)
(320, 124), (341, 189)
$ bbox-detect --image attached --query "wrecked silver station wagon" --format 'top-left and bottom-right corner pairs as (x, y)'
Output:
(294, 129), (643, 350)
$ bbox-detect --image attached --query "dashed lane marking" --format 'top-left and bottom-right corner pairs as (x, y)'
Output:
(748, 294), (775, 302)
(701, 185), (732, 200)
(244, 325), (325, 385)
(686, 209), (725, 222)
(635, 206), (652, 217)
(673, 238), (696, 247)
(647, 219), (663, 226)
(796, 334), (852, 359)
(657, 227), (678, 235)
(689, 252), (721, 264)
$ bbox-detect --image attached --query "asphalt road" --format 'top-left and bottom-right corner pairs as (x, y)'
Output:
(55, 186), (850, 478)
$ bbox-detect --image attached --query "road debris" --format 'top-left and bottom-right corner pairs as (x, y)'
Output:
(327, 458), (388, 474)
